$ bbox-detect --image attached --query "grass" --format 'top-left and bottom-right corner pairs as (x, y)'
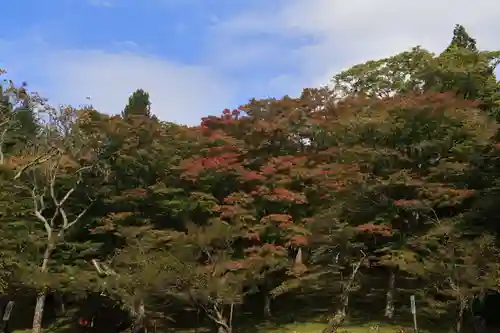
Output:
(11, 322), (427, 333)
(253, 321), (411, 333)
(12, 318), (441, 333)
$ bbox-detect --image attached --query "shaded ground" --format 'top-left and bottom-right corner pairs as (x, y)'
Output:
(11, 321), (427, 333)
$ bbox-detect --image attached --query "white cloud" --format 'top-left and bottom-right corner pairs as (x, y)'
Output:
(0, 39), (235, 125)
(2, 1), (499, 125)
(213, 0), (500, 92)
(44, 50), (234, 124)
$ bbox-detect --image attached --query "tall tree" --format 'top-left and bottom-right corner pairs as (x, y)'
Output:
(122, 89), (151, 119)
(446, 24), (477, 51)
(10, 105), (106, 333)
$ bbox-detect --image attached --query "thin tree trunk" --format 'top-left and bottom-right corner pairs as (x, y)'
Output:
(217, 325), (231, 333)
(211, 304), (233, 333)
(32, 244), (52, 333)
(216, 318), (231, 333)
(55, 293), (65, 314)
(130, 299), (146, 333)
(336, 293), (349, 319)
(384, 268), (396, 320)
(456, 300), (466, 333)
(32, 292), (46, 333)
(322, 253), (365, 333)
(264, 293), (272, 318)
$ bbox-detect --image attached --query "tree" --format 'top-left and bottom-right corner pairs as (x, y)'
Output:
(10, 105), (105, 333)
(332, 25), (500, 113)
(446, 24), (477, 51)
(410, 227), (500, 333)
(168, 222), (247, 333)
(122, 89), (152, 119)
(0, 75), (37, 164)
(0, 21), (499, 333)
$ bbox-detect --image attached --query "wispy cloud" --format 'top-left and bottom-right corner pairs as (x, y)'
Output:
(1, 0), (498, 125)
(0, 38), (235, 125)
(212, 0), (500, 91)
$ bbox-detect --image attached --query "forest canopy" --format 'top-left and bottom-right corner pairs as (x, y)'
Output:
(0, 24), (500, 333)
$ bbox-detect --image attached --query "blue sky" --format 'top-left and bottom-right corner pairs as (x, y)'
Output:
(0, 0), (498, 125)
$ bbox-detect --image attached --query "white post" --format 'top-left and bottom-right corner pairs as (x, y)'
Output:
(410, 295), (418, 333)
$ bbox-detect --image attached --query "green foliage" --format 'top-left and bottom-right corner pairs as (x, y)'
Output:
(2, 24), (500, 333)
(122, 89), (151, 119)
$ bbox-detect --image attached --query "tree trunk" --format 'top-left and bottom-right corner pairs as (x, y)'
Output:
(384, 268), (396, 320)
(336, 293), (348, 320)
(264, 293), (272, 318)
(55, 293), (65, 315)
(217, 324), (231, 333)
(215, 317), (232, 333)
(32, 244), (52, 333)
(321, 254), (365, 333)
(130, 299), (146, 333)
(210, 304), (233, 333)
(32, 291), (46, 333)
(322, 312), (346, 333)
(456, 300), (466, 333)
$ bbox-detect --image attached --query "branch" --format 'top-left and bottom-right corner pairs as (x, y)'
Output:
(188, 290), (231, 330)
(205, 304), (231, 331)
(13, 148), (60, 180)
(344, 250), (366, 293)
(31, 184), (52, 237)
(0, 119), (10, 128)
(91, 259), (117, 276)
(46, 162), (94, 235)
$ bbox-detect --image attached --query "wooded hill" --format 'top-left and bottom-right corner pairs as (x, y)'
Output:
(0, 25), (499, 333)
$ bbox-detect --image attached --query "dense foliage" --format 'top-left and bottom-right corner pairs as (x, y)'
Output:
(1, 25), (500, 333)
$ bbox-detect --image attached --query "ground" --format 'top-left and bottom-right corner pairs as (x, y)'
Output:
(11, 322), (417, 333)
(254, 321), (405, 332)
(12, 319), (437, 333)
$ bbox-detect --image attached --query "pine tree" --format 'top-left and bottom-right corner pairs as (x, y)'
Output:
(122, 89), (151, 118)
(446, 24), (477, 51)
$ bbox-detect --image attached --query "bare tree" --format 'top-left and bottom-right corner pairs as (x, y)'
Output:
(29, 158), (94, 333)
(14, 105), (101, 333)
(322, 251), (366, 333)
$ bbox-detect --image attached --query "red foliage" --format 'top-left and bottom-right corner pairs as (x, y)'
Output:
(177, 97), (366, 269)
(393, 199), (420, 207)
(239, 170), (265, 182)
(180, 152), (242, 179)
(223, 260), (248, 271)
(244, 231), (261, 242)
(289, 235), (309, 247)
(266, 188), (307, 204)
(121, 188), (148, 198)
(219, 205), (250, 219)
(261, 214), (293, 224)
(223, 192), (254, 205)
(356, 223), (393, 237)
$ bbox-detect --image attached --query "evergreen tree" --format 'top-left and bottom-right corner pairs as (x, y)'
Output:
(446, 24), (477, 51)
(122, 89), (151, 118)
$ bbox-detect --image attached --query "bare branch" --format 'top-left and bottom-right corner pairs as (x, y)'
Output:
(13, 148), (61, 180)
(57, 201), (93, 238)
(0, 119), (10, 128)
(30, 185), (51, 237)
(344, 250), (366, 293)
